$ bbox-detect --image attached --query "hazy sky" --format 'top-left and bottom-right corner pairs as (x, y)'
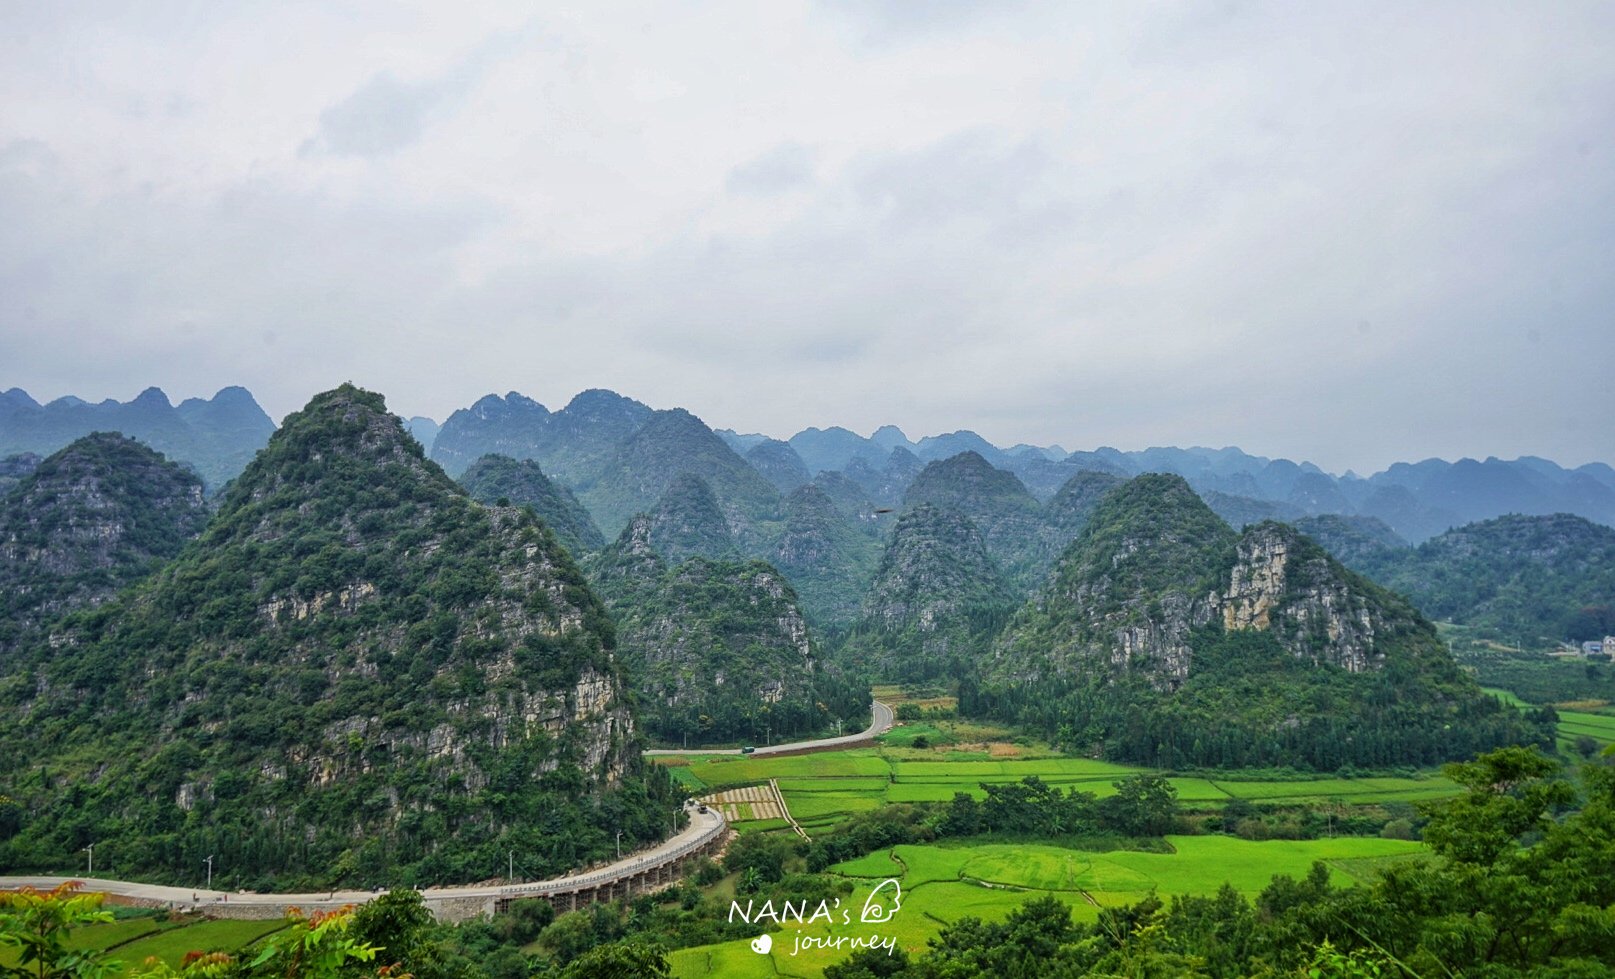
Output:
(3, 1), (1612, 475)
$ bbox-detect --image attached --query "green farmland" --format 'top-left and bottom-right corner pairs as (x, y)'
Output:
(658, 744), (1459, 834)
(0, 915), (288, 978)
(652, 720), (1462, 977)
(667, 837), (1426, 978)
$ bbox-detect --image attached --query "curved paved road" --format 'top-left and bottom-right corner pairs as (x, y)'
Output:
(0, 700), (893, 913)
(644, 699), (894, 757)
(1, 806), (726, 919)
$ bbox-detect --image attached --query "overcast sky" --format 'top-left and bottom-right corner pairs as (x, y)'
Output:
(3, 1), (1612, 475)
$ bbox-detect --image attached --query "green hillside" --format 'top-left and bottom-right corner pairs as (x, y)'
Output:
(457, 453), (605, 556)
(0, 386), (679, 888)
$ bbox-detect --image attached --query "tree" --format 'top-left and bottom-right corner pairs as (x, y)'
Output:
(0, 882), (120, 979)
(1098, 774), (1178, 837)
(721, 831), (793, 885)
(1419, 746), (1571, 866)
(556, 941), (669, 979)
(347, 888), (448, 978)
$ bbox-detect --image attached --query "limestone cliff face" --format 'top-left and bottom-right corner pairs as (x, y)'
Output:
(1112, 590), (1216, 682)
(1222, 522), (1383, 672)
(993, 477), (1414, 687)
(992, 474), (1233, 686)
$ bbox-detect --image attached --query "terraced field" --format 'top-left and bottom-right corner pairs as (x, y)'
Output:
(1556, 709), (1615, 744)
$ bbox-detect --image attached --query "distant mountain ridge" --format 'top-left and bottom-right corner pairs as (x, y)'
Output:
(1347, 513), (1615, 645)
(12, 384), (1609, 542)
(0, 386), (274, 489)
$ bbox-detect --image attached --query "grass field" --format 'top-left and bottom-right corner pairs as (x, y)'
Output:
(667, 836), (1426, 978)
(0, 915), (289, 977)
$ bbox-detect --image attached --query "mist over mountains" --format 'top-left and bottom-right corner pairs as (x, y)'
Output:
(425, 388), (1615, 546)
(6, 384), (1612, 550)
(1, 386), (274, 490)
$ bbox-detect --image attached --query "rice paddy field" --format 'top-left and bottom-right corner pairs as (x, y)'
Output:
(657, 707), (1469, 977)
(661, 745), (1460, 835)
(666, 836), (1427, 978)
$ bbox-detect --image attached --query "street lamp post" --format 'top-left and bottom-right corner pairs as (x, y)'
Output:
(615, 830), (622, 861)
(508, 850), (515, 883)
(205, 855), (214, 890)
(83, 843), (94, 877)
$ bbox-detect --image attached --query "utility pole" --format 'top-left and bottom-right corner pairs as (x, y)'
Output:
(83, 843), (94, 877)
(205, 855), (214, 889)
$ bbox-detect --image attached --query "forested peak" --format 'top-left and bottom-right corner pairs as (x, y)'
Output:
(0, 386), (659, 886)
(1050, 469), (1124, 506)
(861, 503), (1013, 629)
(465, 391), (549, 419)
(744, 438), (811, 493)
(131, 386), (173, 408)
(1422, 511), (1615, 557)
(561, 387), (648, 418)
(636, 407), (707, 436)
(212, 384), (447, 525)
(770, 481), (882, 628)
(458, 453), (605, 556)
(989, 473), (1238, 685)
(904, 451), (1037, 511)
(1360, 512), (1615, 642)
(871, 424), (911, 449)
(645, 473), (737, 563)
(1, 387), (39, 409)
(590, 514), (669, 585)
(887, 501), (986, 540)
(886, 445), (922, 470)
(1292, 513), (1408, 570)
(1047, 470), (1124, 527)
(0, 432), (209, 638)
(26, 431), (200, 485)
(1077, 473), (1234, 550)
(783, 482), (842, 519)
